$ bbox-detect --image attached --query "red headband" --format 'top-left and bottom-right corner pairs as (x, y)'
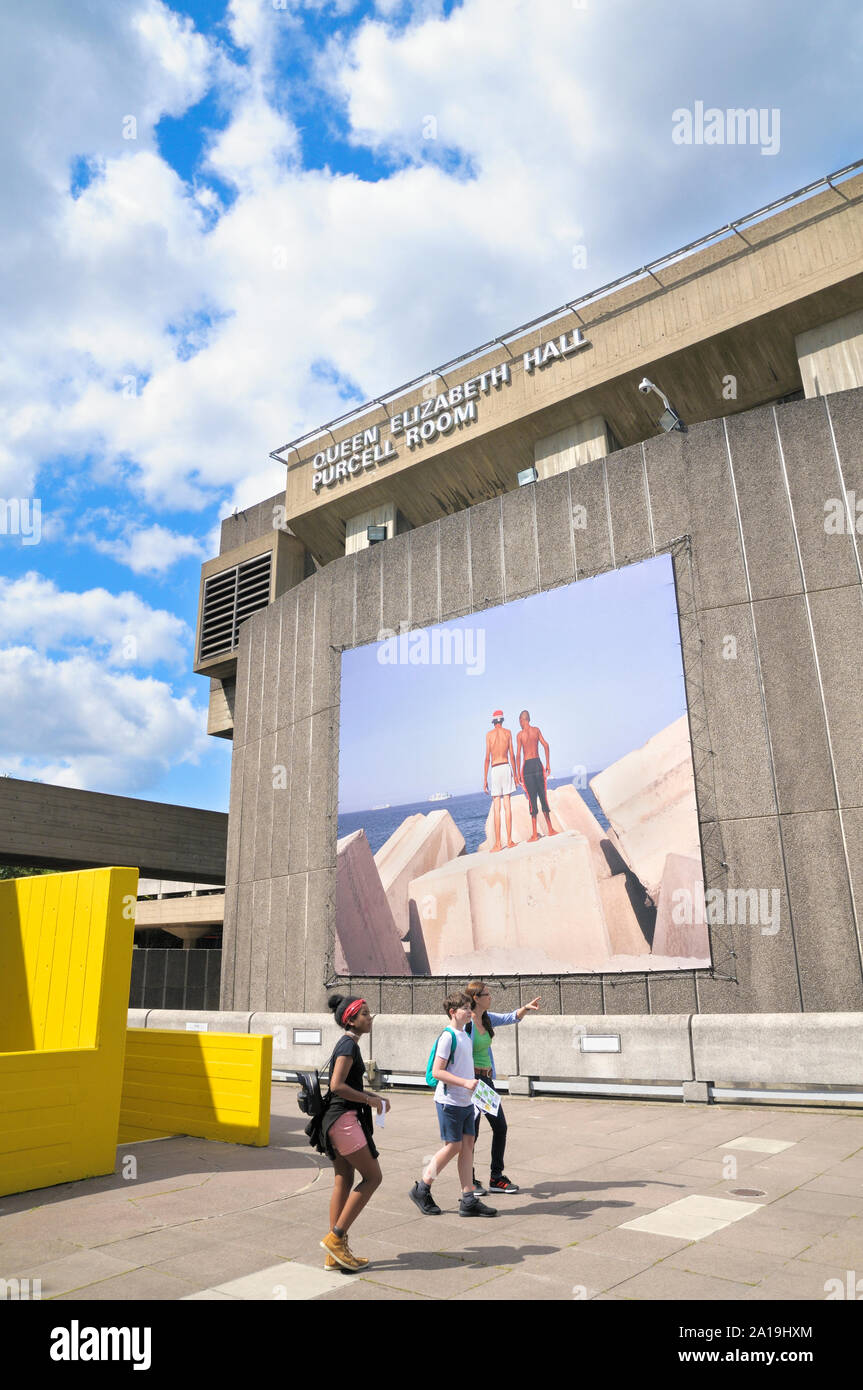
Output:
(341, 999), (365, 1025)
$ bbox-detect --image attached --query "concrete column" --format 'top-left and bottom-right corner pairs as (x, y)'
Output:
(534, 416), (611, 479)
(796, 309), (863, 398)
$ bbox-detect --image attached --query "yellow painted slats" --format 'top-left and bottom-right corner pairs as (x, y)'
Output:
(33, 872), (62, 1048)
(120, 1029), (271, 1146)
(0, 867), (137, 1197)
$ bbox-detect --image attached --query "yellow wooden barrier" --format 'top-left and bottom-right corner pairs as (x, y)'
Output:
(0, 867), (137, 1198)
(119, 1029), (271, 1146)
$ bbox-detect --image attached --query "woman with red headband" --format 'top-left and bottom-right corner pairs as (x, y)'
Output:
(320, 993), (387, 1273)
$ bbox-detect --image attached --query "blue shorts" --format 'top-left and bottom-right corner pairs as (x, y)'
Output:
(436, 1102), (478, 1143)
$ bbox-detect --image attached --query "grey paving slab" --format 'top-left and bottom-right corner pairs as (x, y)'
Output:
(53, 1267), (202, 1301)
(609, 1264), (753, 1302)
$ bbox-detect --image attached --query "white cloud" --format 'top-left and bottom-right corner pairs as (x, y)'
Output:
(0, 645), (207, 793)
(0, 572), (191, 668)
(86, 522), (207, 575)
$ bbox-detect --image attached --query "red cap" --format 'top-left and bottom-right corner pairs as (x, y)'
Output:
(492, 709), (503, 719)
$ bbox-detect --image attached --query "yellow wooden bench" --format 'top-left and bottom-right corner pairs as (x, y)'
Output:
(0, 867), (137, 1198)
(119, 1029), (271, 1146)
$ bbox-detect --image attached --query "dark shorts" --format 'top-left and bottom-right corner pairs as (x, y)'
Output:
(436, 1102), (478, 1143)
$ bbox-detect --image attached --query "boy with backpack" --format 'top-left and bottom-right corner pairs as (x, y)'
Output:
(409, 992), (498, 1218)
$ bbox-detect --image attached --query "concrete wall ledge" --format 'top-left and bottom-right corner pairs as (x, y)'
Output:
(691, 1012), (863, 1087)
(125, 1010), (863, 1095)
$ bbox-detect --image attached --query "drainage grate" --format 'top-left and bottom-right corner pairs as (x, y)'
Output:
(729, 1188), (765, 1197)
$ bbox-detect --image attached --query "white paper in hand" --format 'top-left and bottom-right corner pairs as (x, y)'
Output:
(472, 1079), (501, 1116)
(374, 1097), (388, 1127)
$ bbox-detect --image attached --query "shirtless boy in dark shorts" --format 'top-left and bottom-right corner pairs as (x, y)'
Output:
(515, 710), (558, 843)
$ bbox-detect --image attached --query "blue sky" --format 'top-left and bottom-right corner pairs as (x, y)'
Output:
(0, 0), (861, 813)
(338, 555), (685, 811)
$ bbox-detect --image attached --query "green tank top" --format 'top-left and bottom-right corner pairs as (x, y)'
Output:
(471, 1022), (493, 1069)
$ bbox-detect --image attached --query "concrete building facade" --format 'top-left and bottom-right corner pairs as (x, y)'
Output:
(193, 163), (863, 1034)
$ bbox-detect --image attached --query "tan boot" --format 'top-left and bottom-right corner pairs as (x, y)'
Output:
(320, 1230), (363, 1272)
(343, 1235), (369, 1268)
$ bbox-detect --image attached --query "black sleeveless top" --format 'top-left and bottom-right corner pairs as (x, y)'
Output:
(320, 1034), (379, 1161)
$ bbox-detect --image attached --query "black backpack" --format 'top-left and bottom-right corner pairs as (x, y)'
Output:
(297, 1049), (337, 1153)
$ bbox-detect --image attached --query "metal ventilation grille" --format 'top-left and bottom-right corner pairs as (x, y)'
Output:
(199, 551), (272, 661)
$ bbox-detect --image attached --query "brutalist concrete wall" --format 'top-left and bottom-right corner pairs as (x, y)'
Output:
(221, 388), (863, 1017)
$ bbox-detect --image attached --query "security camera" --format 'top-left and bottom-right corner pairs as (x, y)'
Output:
(636, 376), (687, 432)
(638, 378), (654, 395)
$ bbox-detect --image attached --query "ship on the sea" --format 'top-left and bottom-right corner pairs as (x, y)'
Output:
(428, 792), (452, 802)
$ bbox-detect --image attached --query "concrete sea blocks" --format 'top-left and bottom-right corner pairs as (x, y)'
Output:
(408, 830), (615, 974)
(653, 852), (709, 958)
(375, 810), (465, 938)
(335, 830), (410, 976)
(589, 715), (700, 901)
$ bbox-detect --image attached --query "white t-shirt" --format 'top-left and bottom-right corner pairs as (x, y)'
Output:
(434, 1027), (475, 1108)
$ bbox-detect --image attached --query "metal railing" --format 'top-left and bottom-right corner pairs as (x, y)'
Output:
(270, 157), (863, 468)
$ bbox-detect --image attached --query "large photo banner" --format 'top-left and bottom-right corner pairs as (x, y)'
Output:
(335, 553), (710, 977)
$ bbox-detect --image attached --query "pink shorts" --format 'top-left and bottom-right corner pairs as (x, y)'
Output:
(329, 1111), (367, 1157)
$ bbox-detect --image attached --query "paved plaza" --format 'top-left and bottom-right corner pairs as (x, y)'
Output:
(2, 1086), (863, 1302)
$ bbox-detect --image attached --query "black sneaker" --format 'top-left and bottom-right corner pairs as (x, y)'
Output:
(409, 1181), (441, 1215)
(459, 1195), (498, 1217)
(488, 1176), (520, 1194)
(471, 1179), (488, 1196)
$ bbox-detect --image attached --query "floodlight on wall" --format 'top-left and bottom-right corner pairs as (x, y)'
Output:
(367, 525), (387, 544)
(637, 377), (686, 432)
(518, 466), (539, 486)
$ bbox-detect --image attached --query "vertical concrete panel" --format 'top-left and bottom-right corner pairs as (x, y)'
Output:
(644, 431), (689, 550)
(237, 741), (261, 885)
(307, 711), (335, 872)
(354, 545), (383, 646)
(684, 418), (748, 610)
(265, 876), (288, 1013)
(311, 566), (338, 714)
(605, 443), (652, 566)
(842, 808), (863, 981)
(602, 977), (648, 1015)
(293, 583), (317, 723)
(271, 724), (294, 878)
(219, 881), (239, 1009)
(782, 810), (863, 1011)
(535, 472), (575, 590)
(568, 458), (612, 578)
(560, 980), (604, 1015)
(440, 508), (471, 620)
(288, 715), (313, 875)
(409, 522), (442, 629)
(329, 552), (357, 651)
(381, 982), (413, 1014)
(225, 743), (245, 888)
(776, 397), (860, 591)
(694, 606), (777, 821)
(260, 604), (282, 737)
(381, 531), (411, 634)
(305, 868), (333, 1011)
(725, 407), (802, 601)
(275, 589), (298, 733)
(824, 386), (863, 508)
(469, 497), (504, 609)
(253, 731), (276, 882)
(249, 876), (271, 1009)
(284, 872), (308, 1012)
(501, 485), (539, 601)
(808, 586), (863, 808)
(244, 615), (266, 747)
(647, 974), (698, 1014)
(695, 815), (801, 1016)
(752, 594), (835, 813)
(234, 878), (254, 1010)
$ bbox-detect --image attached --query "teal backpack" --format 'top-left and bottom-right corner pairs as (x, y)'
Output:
(425, 1026), (458, 1090)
